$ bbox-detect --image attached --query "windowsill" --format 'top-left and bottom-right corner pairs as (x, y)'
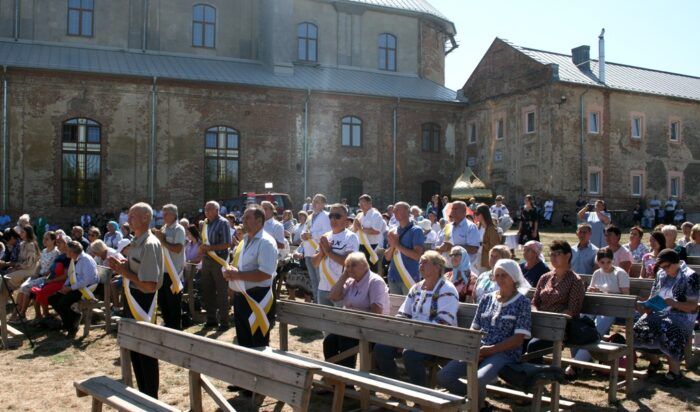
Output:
(294, 60), (321, 67)
(630, 136), (642, 140)
(192, 45), (216, 49)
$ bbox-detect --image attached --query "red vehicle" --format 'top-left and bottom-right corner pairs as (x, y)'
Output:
(223, 192), (293, 216)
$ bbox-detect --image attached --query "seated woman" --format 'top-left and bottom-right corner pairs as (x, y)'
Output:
(566, 248), (629, 378)
(640, 231), (666, 279)
(324, 252), (389, 368)
(445, 246), (474, 302)
(32, 232), (71, 324)
(528, 240), (585, 354)
(634, 249), (699, 382)
(472, 245), (513, 303)
(685, 224), (700, 257)
(519, 241), (550, 287)
(2, 225), (41, 290)
(11, 231), (60, 323)
(437, 259), (532, 410)
(103, 221), (123, 250)
(373, 251), (459, 386)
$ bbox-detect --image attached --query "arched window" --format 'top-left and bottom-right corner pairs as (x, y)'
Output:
(340, 177), (363, 205)
(297, 22), (318, 62)
(341, 116), (362, 147)
(378, 33), (397, 71)
(421, 123), (440, 152)
(61, 118), (101, 206)
(204, 126), (239, 200)
(67, 0), (94, 37)
(193, 4), (216, 48)
(421, 180), (441, 207)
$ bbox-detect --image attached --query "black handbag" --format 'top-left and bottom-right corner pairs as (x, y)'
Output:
(565, 315), (600, 345)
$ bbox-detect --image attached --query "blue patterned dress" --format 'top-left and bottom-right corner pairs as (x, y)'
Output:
(472, 292), (532, 362)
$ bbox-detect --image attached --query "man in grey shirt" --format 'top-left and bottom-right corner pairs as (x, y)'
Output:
(199, 201), (232, 331)
(107, 202), (163, 398)
(153, 203), (186, 330)
(571, 223), (599, 275)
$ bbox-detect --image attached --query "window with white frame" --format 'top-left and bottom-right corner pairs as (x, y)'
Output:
(670, 121), (680, 142)
(495, 118), (505, 140)
(631, 116), (643, 139)
(631, 172), (643, 197)
(669, 175), (682, 198)
(525, 111), (536, 134)
(468, 123), (477, 144)
(588, 169), (602, 195)
(588, 112), (600, 134)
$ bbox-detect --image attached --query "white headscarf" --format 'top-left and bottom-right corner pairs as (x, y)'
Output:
(493, 259), (531, 296)
(524, 240), (545, 263)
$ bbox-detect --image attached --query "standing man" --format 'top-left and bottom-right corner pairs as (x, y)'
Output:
(199, 201), (232, 331)
(48, 241), (98, 337)
(302, 197), (313, 213)
(152, 204), (186, 330)
(223, 205), (278, 348)
(571, 223), (599, 275)
(384, 202), (425, 294)
(261, 201), (286, 250)
(435, 201), (480, 269)
(353, 194), (385, 272)
(312, 204), (359, 306)
(489, 195), (509, 220)
(299, 194), (331, 301)
(107, 202), (163, 398)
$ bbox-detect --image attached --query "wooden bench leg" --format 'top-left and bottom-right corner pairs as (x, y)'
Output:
(189, 371), (203, 412)
(467, 361), (479, 412)
(120, 347), (133, 387)
(91, 398), (103, 412)
(551, 341), (562, 412)
(331, 380), (346, 412)
(359, 338), (371, 411)
(0, 287), (8, 349)
(608, 359), (619, 404)
(83, 306), (93, 338)
(530, 384), (543, 412)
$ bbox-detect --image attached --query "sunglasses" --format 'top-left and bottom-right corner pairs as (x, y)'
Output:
(329, 213), (345, 220)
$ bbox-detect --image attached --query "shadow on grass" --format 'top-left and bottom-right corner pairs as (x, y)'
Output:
(289, 325), (323, 343)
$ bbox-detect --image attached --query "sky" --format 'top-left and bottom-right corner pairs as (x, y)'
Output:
(429, 0), (700, 91)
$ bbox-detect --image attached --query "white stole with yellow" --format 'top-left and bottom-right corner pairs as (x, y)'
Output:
(67, 259), (98, 301)
(201, 220), (230, 267)
(355, 211), (379, 264)
(440, 223), (454, 265)
(229, 237), (274, 335)
(389, 227), (418, 289)
(161, 230), (184, 294)
(318, 231), (338, 287)
(302, 214), (319, 256)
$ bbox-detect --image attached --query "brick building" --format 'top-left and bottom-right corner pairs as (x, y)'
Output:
(0, 0), (463, 224)
(460, 38), (700, 221)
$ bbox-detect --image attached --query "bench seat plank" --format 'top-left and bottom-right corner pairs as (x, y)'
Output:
(75, 376), (180, 412)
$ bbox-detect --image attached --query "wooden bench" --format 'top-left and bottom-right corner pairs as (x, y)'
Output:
(388, 295), (572, 411)
(74, 318), (320, 411)
(686, 256), (700, 266)
(0, 281), (25, 349)
(76, 266), (116, 338)
(276, 300), (473, 411)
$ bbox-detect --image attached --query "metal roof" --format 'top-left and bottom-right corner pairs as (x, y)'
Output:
(503, 39), (700, 102)
(344, 0), (455, 33)
(0, 40), (458, 102)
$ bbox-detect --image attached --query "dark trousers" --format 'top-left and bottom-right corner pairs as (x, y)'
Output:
(323, 334), (359, 368)
(200, 257), (230, 325)
(233, 287), (276, 348)
(124, 288), (160, 398)
(361, 244), (379, 273)
(48, 290), (82, 332)
(157, 274), (182, 330)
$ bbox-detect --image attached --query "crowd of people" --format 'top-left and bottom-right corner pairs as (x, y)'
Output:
(0, 192), (697, 411)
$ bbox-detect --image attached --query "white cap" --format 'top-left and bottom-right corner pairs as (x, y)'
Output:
(116, 239), (131, 254)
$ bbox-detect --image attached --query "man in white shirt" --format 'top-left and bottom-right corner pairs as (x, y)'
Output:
(152, 204), (187, 330)
(312, 204), (359, 306)
(386, 205), (398, 229)
(353, 194), (385, 271)
(489, 195), (509, 220)
(435, 201), (480, 268)
(261, 201), (285, 249)
(298, 194), (332, 302)
(302, 197), (313, 213)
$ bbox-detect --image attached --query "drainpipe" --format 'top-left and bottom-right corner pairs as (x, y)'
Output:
(13, 0), (20, 40)
(142, 0), (148, 51)
(303, 89), (310, 199)
(392, 97), (400, 203)
(2, 66), (8, 210)
(149, 77), (157, 205)
(579, 87), (590, 197)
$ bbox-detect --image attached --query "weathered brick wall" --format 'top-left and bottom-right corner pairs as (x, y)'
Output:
(419, 21), (445, 85)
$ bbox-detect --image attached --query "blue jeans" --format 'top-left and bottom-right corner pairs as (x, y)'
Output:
(388, 279), (410, 295)
(305, 257), (320, 301)
(373, 343), (435, 386)
(437, 352), (512, 407)
(572, 314), (615, 362)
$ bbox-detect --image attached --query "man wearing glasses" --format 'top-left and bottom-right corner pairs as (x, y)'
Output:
(312, 204), (359, 306)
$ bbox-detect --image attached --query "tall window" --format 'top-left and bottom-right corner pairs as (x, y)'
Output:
(468, 123), (477, 144)
(495, 118), (505, 140)
(204, 126), (239, 200)
(631, 115), (643, 139)
(341, 116), (362, 147)
(340, 177), (363, 204)
(62, 118), (101, 206)
(421, 123), (440, 152)
(193, 4), (216, 48)
(588, 112), (600, 134)
(631, 172), (644, 197)
(668, 172), (682, 198)
(588, 168), (602, 195)
(67, 0), (94, 37)
(297, 22), (318, 62)
(525, 111), (536, 134)
(378, 33), (397, 71)
(670, 120), (681, 142)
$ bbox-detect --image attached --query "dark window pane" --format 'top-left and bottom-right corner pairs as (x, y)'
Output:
(63, 124), (77, 143)
(62, 153), (77, 179)
(86, 154), (100, 180)
(204, 6), (215, 22)
(193, 23), (203, 46)
(205, 24), (215, 47)
(193, 5), (203, 21)
(87, 126), (100, 143)
(226, 133), (238, 149)
(68, 10), (80, 35)
(82, 12), (92, 36)
(205, 132), (217, 148)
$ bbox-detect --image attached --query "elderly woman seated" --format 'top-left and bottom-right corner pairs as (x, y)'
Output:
(323, 252), (389, 368)
(471, 245), (513, 303)
(445, 246), (474, 302)
(372, 251), (459, 386)
(437, 259), (532, 410)
(634, 249), (699, 382)
(519, 241), (550, 287)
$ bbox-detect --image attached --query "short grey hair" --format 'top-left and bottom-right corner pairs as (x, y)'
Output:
(345, 252), (369, 268)
(205, 201), (220, 210)
(131, 202), (154, 221)
(90, 239), (108, 255)
(162, 203), (179, 218)
(661, 225), (678, 239)
(260, 201), (275, 212)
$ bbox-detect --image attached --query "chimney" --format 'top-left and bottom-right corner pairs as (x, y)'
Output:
(571, 45), (590, 72)
(598, 28), (606, 84)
